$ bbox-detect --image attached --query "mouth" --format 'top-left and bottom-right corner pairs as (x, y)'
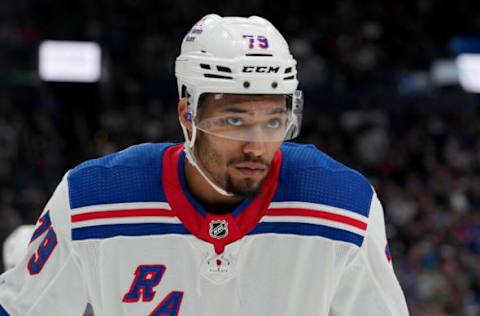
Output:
(233, 163), (268, 177)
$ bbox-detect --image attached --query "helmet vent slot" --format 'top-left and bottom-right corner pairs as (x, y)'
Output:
(204, 74), (233, 80)
(216, 66), (232, 73)
(200, 64), (211, 70)
(284, 75), (295, 80)
(285, 67), (292, 73)
(245, 53), (273, 57)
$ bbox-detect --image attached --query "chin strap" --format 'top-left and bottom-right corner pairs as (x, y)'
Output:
(180, 118), (234, 197)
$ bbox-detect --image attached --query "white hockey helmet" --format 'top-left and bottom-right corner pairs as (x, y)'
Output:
(175, 14), (303, 195)
(176, 14), (301, 110)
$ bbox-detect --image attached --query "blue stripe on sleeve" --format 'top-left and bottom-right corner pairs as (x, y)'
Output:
(72, 223), (191, 240)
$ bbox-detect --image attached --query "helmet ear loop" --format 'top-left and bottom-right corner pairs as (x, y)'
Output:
(185, 92), (198, 149)
(181, 88), (195, 148)
(180, 111), (197, 150)
(190, 119), (198, 149)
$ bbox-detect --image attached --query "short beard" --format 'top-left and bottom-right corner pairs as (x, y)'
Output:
(225, 174), (263, 200)
(195, 134), (267, 200)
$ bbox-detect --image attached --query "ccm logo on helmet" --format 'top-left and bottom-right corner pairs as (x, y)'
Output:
(242, 66), (280, 73)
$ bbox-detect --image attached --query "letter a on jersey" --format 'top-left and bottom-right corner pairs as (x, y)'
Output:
(149, 291), (184, 316)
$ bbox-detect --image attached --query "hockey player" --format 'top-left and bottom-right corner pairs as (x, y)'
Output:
(0, 14), (409, 315)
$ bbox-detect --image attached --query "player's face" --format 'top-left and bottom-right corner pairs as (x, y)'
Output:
(194, 94), (286, 199)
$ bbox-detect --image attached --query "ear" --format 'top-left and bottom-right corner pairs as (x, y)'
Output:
(178, 98), (192, 133)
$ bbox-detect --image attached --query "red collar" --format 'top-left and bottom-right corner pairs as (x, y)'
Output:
(162, 144), (282, 254)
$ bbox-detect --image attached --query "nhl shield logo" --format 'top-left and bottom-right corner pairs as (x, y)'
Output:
(209, 220), (228, 239)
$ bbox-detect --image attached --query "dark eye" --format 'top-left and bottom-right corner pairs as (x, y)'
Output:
(266, 119), (282, 129)
(225, 117), (244, 127)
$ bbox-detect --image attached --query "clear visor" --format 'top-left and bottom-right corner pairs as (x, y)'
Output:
(195, 91), (303, 142)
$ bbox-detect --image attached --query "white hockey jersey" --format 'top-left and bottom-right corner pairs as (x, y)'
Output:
(0, 142), (409, 315)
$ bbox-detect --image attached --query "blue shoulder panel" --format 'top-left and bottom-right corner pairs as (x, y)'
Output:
(68, 143), (174, 209)
(0, 305), (10, 316)
(275, 143), (373, 217)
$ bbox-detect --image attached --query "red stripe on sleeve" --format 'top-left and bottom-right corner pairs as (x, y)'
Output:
(266, 208), (367, 230)
(72, 209), (174, 223)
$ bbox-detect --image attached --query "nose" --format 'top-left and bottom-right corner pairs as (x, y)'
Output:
(242, 140), (266, 157)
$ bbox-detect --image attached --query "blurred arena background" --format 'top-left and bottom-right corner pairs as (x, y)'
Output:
(1, 1), (480, 315)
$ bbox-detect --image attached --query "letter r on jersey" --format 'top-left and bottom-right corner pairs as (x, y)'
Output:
(123, 265), (167, 302)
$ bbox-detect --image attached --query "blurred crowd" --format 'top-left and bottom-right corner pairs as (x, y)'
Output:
(303, 105), (480, 315)
(1, 0), (480, 315)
